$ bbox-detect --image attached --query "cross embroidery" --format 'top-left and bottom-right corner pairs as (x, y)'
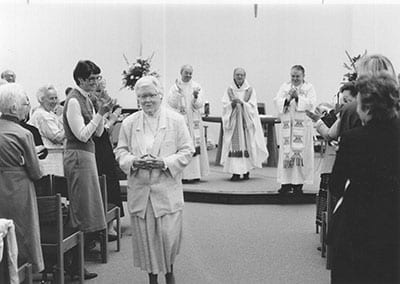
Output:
(283, 121), (290, 129)
(294, 119), (304, 127)
(293, 135), (303, 143)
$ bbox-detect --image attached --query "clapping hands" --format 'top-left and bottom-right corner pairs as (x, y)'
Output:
(193, 87), (201, 99)
(290, 88), (299, 100)
(305, 110), (321, 122)
(98, 97), (117, 116)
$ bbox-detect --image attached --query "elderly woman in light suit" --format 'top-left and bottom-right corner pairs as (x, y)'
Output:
(115, 76), (194, 284)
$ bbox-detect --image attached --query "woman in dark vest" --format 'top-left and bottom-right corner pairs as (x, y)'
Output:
(63, 60), (114, 279)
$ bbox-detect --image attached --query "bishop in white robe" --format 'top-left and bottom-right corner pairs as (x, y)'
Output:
(221, 68), (268, 181)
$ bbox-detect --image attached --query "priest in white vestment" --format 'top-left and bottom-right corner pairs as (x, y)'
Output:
(274, 65), (316, 194)
(165, 65), (209, 182)
(221, 68), (268, 181)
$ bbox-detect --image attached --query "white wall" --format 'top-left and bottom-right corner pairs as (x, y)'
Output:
(0, 3), (142, 106)
(139, 4), (353, 141)
(351, 4), (400, 70)
(1, 3), (399, 142)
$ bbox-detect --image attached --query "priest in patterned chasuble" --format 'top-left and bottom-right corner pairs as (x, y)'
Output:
(166, 65), (209, 183)
(274, 65), (316, 194)
(221, 67), (268, 181)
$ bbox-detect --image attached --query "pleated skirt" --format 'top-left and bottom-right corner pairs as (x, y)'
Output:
(130, 200), (183, 274)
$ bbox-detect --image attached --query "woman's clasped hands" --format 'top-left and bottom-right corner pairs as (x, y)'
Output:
(228, 87), (242, 108)
(133, 154), (165, 170)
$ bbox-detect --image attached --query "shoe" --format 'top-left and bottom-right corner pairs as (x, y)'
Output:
(84, 239), (96, 252)
(182, 178), (200, 184)
(242, 172), (250, 180)
(84, 269), (98, 280)
(108, 234), (118, 242)
(293, 185), (304, 195)
(67, 267), (98, 281)
(230, 174), (241, 181)
(278, 185), (292, 195)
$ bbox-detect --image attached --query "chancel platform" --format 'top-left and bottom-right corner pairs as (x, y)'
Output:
(120, 148), (322, 205)
(182, 148), (321, 204)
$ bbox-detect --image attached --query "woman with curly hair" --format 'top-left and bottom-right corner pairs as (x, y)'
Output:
(329, 71), (400, 283)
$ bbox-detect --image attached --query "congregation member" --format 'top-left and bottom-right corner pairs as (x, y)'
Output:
(28, 85), (64, 148)
(116, 76), (194, 284)
(337, 54), (396, 137)
(221, 67), (268, 181)
(90, 79), (124, 239)
(306, 82), (357, 179)
(0, 80), (47, 160)
(63, 60), (114, 279)
(29, 84), (65, 175)
(1, 69), (16, 83)
(19, 96), (48, 160)
(307, 82), (358, 142)
(0, 83), (44, 273)
(274, 65), (316, 194)
(329, 72), (400, 284)
(166, 64), (209, 183)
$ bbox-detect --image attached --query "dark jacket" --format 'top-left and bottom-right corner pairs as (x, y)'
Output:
(329, 118), (400, 284)
(337, 101), (361, 136)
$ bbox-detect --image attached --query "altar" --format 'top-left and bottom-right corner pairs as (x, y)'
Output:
(202, 115), (280, 167)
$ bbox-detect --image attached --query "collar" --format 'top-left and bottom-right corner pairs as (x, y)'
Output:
(179, 78), (191, 85)
(0, 114), (20, 123)
(137, 107), (166, 131)
(232, 79), (250, 91)
(76, 86), (90, 98)
(143, 107), (161, 119)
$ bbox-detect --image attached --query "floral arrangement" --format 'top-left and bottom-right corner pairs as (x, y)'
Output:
(342, 50), (367, 82)
(121, 52), (160, 90)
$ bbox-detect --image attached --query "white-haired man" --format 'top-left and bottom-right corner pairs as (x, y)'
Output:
(28, 84), (65, 175)
(29, 84), (65, 148)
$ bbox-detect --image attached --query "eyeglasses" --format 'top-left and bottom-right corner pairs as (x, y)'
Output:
(86, 75), (102, 82)
(138, 93), (159, 100)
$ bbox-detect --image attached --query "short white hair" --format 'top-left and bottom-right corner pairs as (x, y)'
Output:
(0, 83), (26, 115)
(180, 64), (193, 74)
(36, 84), (57, 103)
(134, 76), (163, 96)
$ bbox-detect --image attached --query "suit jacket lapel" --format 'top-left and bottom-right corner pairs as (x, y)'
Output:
(150, 108), (167, 157)
(135, 112), (146, 156)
